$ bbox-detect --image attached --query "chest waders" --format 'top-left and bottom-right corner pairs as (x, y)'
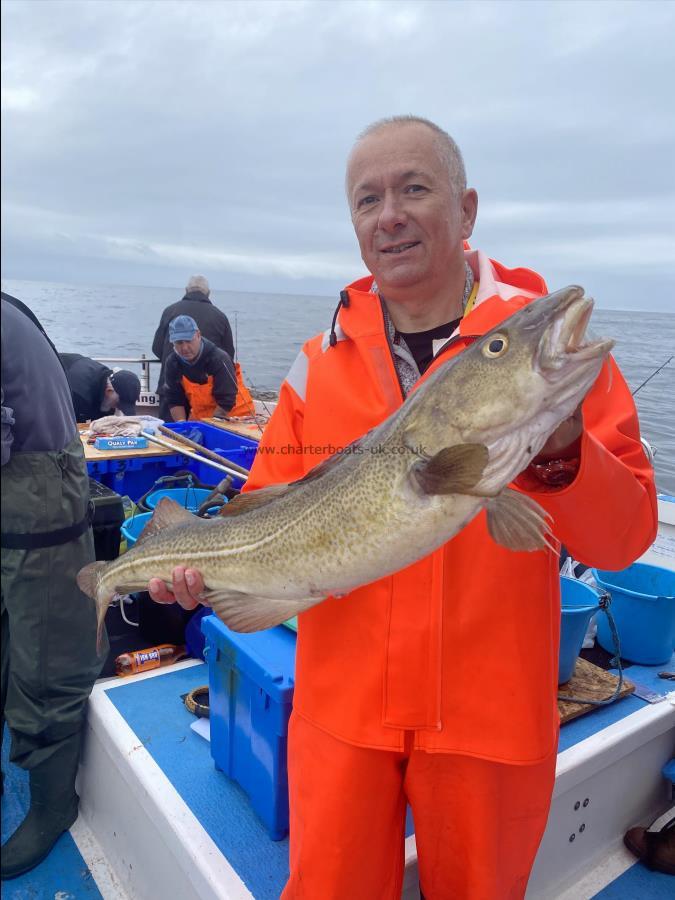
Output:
(1, 436), (107, 879)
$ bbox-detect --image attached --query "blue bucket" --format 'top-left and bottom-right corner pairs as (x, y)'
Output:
(120, 512), (154, 548)
(559, 576), (601, 684)
(593, 563), (675, 665)
(146, 487), (214, 511)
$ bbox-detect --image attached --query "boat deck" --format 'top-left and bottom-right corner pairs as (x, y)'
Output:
(3, 649), (673, 899)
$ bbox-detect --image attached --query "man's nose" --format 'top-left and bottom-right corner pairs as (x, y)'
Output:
(377, 192), (407, 232)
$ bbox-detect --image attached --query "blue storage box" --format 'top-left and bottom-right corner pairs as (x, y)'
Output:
(163, 421), (258, 478)
(202, 614), (296, 840)
(86, 421), (258, 502)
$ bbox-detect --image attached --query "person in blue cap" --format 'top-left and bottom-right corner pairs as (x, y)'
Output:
(152, 275), (235, 420)
(164, 315), (236, 421)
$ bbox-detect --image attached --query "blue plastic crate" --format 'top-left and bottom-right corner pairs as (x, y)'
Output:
(86, 421), (258, 502)
(202, 614), (296, 840)
(162, 421), (258, 479)
(87, 454), (191, 501)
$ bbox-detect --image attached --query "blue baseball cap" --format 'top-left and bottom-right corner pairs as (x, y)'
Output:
(169, 315), (199, 342)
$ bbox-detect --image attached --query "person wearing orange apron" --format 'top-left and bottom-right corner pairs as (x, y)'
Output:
(228, 362), (256, 419)
(163, 314), (236, 421)
(149, 118), (657, 898)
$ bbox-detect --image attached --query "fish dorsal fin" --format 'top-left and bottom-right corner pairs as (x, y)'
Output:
(218, 483), (292, 517)
(411, 443), (488, 495)
(486, 488), (553, 552)
(135, 498), (197, 544)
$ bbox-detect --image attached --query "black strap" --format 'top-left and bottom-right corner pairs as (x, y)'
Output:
(1, 506), (92, 550)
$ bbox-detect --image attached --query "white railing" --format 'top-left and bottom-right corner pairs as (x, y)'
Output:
(94, 354), (160, 393)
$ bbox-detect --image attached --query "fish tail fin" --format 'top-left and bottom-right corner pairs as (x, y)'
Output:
(77, 560), (107, 599)
(96, 614), (107, 657)
(77, 560), (110, 654)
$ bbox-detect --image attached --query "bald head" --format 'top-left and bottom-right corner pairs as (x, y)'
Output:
(348, 116), (467, 199)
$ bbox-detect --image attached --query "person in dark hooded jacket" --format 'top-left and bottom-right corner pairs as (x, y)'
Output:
(58, 354), (140, 423)
(152, 275), (234, 419)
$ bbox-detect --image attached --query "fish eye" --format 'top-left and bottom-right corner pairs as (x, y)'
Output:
(482, 334), (509, 358)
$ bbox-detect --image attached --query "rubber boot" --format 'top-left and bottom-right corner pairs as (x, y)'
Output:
(1, 734), (81, 880)
(624, 815), (675, 875)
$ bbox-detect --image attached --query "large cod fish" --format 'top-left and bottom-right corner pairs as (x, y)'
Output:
(78, 286), (613, 637)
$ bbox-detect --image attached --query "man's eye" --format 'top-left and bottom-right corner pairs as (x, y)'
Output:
(356, 195), (378, 209)
(405, 184), (427, 194)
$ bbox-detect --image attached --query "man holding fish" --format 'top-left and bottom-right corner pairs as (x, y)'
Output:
(139, 116), (657, 897)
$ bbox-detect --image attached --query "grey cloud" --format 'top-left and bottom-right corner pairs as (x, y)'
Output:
(2, 0), (674, 308)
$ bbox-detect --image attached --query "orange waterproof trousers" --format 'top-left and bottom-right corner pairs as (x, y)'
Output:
(282, 713), (557, 900)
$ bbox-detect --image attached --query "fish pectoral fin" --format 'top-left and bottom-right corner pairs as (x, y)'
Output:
(135, 498), (197, 545)
(411, 443), (489, 495)
(205, 589), (318, 633)
(486, 489), (553, 552)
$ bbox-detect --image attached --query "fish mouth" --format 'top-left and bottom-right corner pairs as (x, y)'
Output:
(538, 288), (614, 375)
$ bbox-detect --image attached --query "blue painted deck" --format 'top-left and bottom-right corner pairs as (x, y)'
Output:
(591, 861), (675, 899)
(2, 652), (672, 898)
(103, 654), (674, 898)
(1, 727), (103, 899)
(107, 663), (289, 899)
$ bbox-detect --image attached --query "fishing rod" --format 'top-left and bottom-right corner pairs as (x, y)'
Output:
(222, 309), (277, 423)
(632, 356), (673, 397)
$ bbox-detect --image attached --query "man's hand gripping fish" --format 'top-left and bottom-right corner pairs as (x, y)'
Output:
(78, 286), (614, 639)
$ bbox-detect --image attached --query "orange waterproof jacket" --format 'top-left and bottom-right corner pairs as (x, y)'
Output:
(244, 249), (657, 763)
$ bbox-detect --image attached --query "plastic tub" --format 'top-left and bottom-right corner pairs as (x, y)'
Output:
(593, 563), (675, 665)
(559, 576), (601, 684)
(145, 487), (214, 511)
(120, 512), (154, 548)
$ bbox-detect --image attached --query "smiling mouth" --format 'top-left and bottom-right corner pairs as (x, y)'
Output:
(382, 242), (420, 254)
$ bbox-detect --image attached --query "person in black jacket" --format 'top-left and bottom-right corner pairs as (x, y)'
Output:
(164, 315), (236, 421)
(152, 275), (234, 419)
(58, 354), (140, 423)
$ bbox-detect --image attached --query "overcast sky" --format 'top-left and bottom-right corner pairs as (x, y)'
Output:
(2, 0), (674, 310)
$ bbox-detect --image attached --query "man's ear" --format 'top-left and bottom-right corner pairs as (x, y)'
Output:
(461, 189), (478, 240)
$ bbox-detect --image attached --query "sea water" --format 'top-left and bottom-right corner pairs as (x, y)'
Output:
(2, 278), (673, 495)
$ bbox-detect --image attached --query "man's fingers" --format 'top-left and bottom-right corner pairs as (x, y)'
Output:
(148, 578), (175, 604)
(170, 567), (200, 610)
(185, 569), (211, 606)
(147, 568), (209, 610)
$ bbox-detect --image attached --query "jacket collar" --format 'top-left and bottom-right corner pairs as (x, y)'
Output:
(338, 249), (547, 342)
